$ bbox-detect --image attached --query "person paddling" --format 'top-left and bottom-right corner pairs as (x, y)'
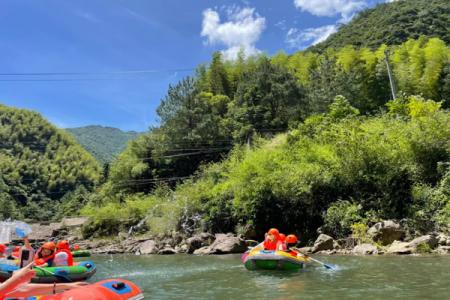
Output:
(34, 242), (56, 267)
(285, 234), (299, 256)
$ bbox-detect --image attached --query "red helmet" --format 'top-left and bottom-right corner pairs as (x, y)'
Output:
(0, 244), (6, 253)
(278, 233), (286, 242)
(286, 234), (298, 244)
(57, 240), (70, 250)
(268, 228), (279, 236)
(73, 244), (80, 251)
(42, 242), (56, 251)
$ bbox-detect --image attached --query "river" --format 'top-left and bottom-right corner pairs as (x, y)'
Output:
(89, 254), (450, 299)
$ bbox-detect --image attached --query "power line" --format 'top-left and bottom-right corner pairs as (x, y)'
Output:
(0, 68), (195, 76)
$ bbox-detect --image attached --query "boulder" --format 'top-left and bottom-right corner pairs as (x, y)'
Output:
(186, 233), (214, 254)
(193, 233), (246, 255)
(207, 233), (247, 254)
(407, 235), (438, 250)
(437, 234), (449, 246)
(387, 235), (438, 255)
(138, 240), (158, 255)
(312, 234), (334, 253)
(352, 243), (378, 255)
(368, 220), (404, 245)
(387, 241), (412, 255)
(193, 246), (212, 255)
(435, 246), (450, 254)
(158, 247), (177, 255)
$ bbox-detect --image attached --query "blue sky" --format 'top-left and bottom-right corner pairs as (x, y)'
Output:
(0, 0), (389, 131)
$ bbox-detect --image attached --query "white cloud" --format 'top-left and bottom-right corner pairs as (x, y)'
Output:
(293, 0), (367, 22)
(286, 25), (338, 49)
(201, 7), (266, 60)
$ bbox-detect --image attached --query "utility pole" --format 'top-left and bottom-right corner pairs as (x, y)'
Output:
(384, 49), (397, 100)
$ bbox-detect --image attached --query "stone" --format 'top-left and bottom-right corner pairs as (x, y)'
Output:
(312, 234), (334, 253)
(435, 246), (450, 254)
(158, 247), (177, 255)
(207, 233), (247, 254)
(407, 235), (438, 250)
(333, 241), (341, 250)
(387, 241), (412, 255)
(138, 240), (158, 255)
(437, 234), (448, 246)
(193, 246), (211, 255)
(352, 243), (378, 255)
(368, 220), (405, 245)
(186, 236), (207, 254)
(193, 233), (246, 255)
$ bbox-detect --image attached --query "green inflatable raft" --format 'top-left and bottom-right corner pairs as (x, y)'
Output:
(243, 249), (307, 271)
(72, 250), (91, 258)
(0, 261), (96, 283)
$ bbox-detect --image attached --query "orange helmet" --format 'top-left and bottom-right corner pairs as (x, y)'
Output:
(42, 242), (56, 251)
(268, 228), (279, 236)
(278, 233), (286, 242)
(57, 240), (70, 250)
(286, 234), (298, 244)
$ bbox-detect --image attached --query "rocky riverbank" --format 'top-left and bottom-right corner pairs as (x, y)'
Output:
(16, 218), (450, 256)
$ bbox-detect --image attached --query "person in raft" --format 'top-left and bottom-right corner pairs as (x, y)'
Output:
(276, 233), (287, 251)
(0, 244), (6, 259)
(285, 234), (299, 256)
(17, 237), (35, 266)
(34, 242), (56, 267)
(263, 228), (279, 251)
(53, 240), (74, 267)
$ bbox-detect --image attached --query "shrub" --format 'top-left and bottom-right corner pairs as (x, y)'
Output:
(323, 201), (363, 238)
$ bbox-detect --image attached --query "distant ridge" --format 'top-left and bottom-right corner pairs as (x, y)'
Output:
(67, 125), (141, 164)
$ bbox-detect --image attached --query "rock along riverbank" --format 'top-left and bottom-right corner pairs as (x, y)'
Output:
(14, 218), (450, 256)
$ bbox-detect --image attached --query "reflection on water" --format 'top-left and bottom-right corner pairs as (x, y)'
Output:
(89, 254), (450, 300)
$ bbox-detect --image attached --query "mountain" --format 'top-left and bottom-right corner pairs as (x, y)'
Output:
(311, 0), (450, 52)
(0, 104), (101, 221)
(67, 126), (141, 164)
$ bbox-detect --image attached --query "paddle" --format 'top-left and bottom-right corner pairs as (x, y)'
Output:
(33, 265), (72, 283)
(291, 247), (335, 270)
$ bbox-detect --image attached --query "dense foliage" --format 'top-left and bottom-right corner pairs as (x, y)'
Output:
(83, 95), (450, 241)
(91, 37), (449, 200)
(67, 125), (140, 164)
(0, 104), (101, 221)
(311, 0), (450, 52)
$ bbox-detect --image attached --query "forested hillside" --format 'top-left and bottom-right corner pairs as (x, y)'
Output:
(311, 0), (450, 52)
(67, 126), (140, 164)
(82, 36), (450, 239)
(0, 104), (101, 221)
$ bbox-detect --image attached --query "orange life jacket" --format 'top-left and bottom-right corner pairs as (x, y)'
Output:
(263, 237), (278, 251)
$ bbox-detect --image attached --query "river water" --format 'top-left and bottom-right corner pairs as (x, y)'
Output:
(89, 254), (450, 299)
